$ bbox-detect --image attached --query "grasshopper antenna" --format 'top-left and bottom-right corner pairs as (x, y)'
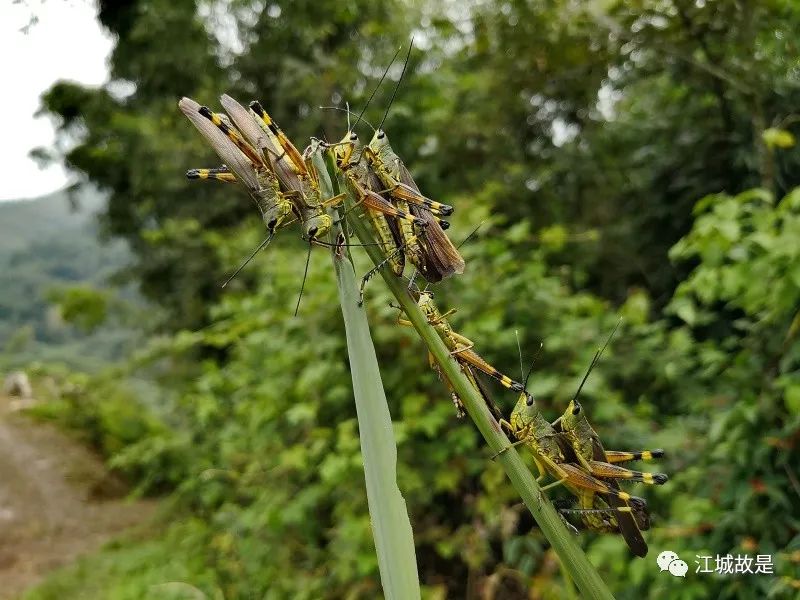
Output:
(573, 318), (623, 402)
(319, 106), (376, 132)
(352, 44), (402, 131)
(221, 232), (274, 288)
(346, 101), (351, 132)
(294, 242), (313, 316)
(377, 38), (413, 133)
(457, 219), (486, 250)
(515, 330), (525, 383)
(522, 342), (544, 394)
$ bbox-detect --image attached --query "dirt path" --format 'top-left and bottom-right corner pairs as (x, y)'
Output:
(0, 395), (156, 599)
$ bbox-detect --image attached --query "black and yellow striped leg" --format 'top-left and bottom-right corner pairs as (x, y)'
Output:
(587, 460), (668, 485)
(604, 450), (665, 464)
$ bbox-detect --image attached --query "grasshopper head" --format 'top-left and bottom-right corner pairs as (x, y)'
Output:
(560, 399), (582, 431)
(304, 214), (333, 241)
(262, 199), (294, 233)
(333, 130), (361, 166)
(509, 392), (538, 433)
(370, 129), (390, 152)
(416, 291), (437, 320)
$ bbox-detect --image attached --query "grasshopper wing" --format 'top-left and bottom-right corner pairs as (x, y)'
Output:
(591, 434), (649, 557)
(178, 97), (260, 193)
(220, 94), (273, 167)
(396, 161), (465, 281)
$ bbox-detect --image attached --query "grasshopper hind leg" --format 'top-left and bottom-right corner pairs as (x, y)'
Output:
(357, 237), (409, 305)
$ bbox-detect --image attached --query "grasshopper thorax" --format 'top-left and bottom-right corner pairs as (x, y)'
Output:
(416, 290), (434, 308)
(416, 292), (443, 325)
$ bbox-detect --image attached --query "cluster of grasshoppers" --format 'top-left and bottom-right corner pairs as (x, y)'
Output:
(178, 46), (667, 557)
(396, 288), (667, 557)
(178, 46), (463, 312)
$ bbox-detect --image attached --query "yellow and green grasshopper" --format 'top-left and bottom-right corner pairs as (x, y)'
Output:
(553, 324), (667, 486)
(554, 395), (664, 553)
(365, 44), (464, 282)
(365, 127), (464, 283)
(397, 290), (530, 417)
(182, 94), (358, 245)
(550, 328), (666, 555)
(554, 390), (666, 557)
(179, 96), (295, 242)
(245, 99), (348, 243)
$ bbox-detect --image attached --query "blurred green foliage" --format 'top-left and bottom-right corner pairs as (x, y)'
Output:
(22, 0), (800, 598)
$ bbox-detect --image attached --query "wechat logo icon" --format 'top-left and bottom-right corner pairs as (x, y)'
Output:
(657, 550), (688, 578)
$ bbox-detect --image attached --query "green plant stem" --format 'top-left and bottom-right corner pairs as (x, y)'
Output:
(312, 150), (421, 600)
(338, 174), (614, 600)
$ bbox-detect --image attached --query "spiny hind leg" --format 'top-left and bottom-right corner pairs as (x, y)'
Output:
(560, 505), (637, 517)
(587, 460), (668, 485)
(430, 355), (465, 418)
(557, 463), (647, 506)
(358, 244), (405, 306)
(604, 450), (665, 464)
(378, 180), (454, 216)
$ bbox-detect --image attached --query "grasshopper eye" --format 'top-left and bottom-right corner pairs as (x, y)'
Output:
(349, 132), (358, 141)
(525, 394), (534, 407)
(571, 401), (581, 415)
(377, 130), (385, 139)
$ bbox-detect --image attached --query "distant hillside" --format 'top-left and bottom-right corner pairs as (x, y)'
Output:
(0, 188), (106, 252)
(0, 188), (139, 371)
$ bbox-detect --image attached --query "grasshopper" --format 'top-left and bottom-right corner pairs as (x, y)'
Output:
(555, 398), (667, 487)
(180, 95), (355, 302)
(553, 324), (667, 487)
(499, 391), (652, 557)
(397, 290), (529, 416)
(553, 392), (665, 558)
(330, 129), (435, 279)
(318, 107), (464, 286)
(551, 329), (667, 556)
(246, 100), (347, 242)
(359, 43), (465, 283)
(366, 128), (465, 283)
(178, 96), (296, 240)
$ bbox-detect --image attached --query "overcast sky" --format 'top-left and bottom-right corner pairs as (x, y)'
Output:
(0, 0), (112, 201)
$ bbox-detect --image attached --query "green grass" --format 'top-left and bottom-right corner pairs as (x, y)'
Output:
(25, 521), (222, 600)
